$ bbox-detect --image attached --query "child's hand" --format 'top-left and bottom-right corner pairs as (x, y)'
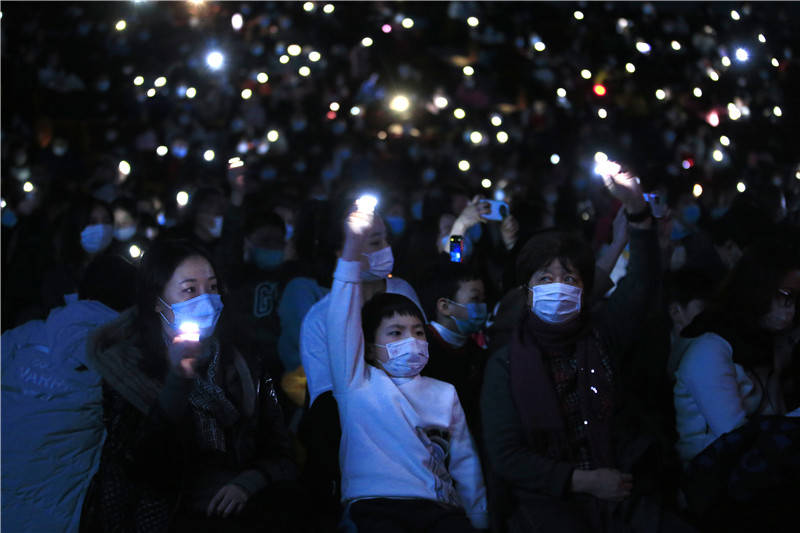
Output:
(342, 206), (374, 261)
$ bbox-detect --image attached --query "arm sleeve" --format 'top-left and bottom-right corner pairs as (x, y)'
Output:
(677, 334), (748, 437)
(448, 392), (489, 530)
(481, 350), (575, 498)
(326, 259), (366, 393)
(300, 305), (331, 405)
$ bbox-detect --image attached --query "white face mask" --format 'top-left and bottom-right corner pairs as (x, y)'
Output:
(81, 224), (113, 254)
(159, 293), (224, 340)
(208, 216), (224, 239)
(374, 337), (429, 377)
(529, 283), (582, 324)
(361, 246), (394, 281)
(114, 225), (137, 241)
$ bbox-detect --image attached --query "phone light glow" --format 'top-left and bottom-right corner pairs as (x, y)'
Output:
(593, 84), (606, 96)
(129, 244), (142, 258)
(361, 37), (373, 47)
(178, 321), (200, 342)
(206, 51), (224, 70)
(118, 160), (131, 175)
(496, 131), (508, 143)
(712, 149), (723, 162)
(458, 160), (470, 172)
(323, 4), (334, 14)
(467, 16), (479, 27)
(309, 51), (321, 62)
(692, 184), (703, 198)
(720, 135), (730, 146)
(597, 108), (607, 119)
(635, 41), (651, 54)
(186, 87), (197, 98)
(573, 10), (584, 20)
(303, 2), (314, 12)
(490, 114), (502, 126)
(298, 66), (311, 77)
(463, 66), (475, 76)
(355, 194), (378, 213)
(133, 76), (144, 86)
(203, 150), (215, 162)
(434, 96), (449, 109)
(470, 131), (483, 144)
(594, 160), (621, 177)
(481, 178), (492, 189)
(23, 181), (34, 193)
(257, 72), (269, 83)
(737, 182), (747, 193)
(580, 69), (592, 79)
(402, 18), (414, 29)
(773, 106), (783, 117)
(147, 88), (156, 98)
(721, 55), (732, 67)
(241, 88), (253, 99)
(534, 41), (546, 52)
(625, 63), (636, 73)
(287, 44), (302, 56)
(279, 55), (290, 64)
(156, 145), (168, 156)
(550, 154), (560, 165)
(154, 76), (167, 87)
(693, 87), (703, 97)
(389, 95), (410, 112)
(176, 191), (189, 207)
(758, 34), (766, 43)
(730, 10), (740, 21)
(671, 41), (681, 51)
(231, 13), (243, 30)
(115, 20), (127, 31)
(453, 108), (466, 119)
(655, 89), (666, 100)
(267, 130), (279, 142)
(706, 110), (720, 127)
(557, 87), (567, 97)
(329, 101), (340, 111)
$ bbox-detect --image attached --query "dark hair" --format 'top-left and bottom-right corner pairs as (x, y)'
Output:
(78, 253), (137, 312)
(664, 269), (715, 307)
(515, 229), (595, 295)
(361, 293), (425, 345)
(135, 238), (222, 377)
(291, 199), (339, 287)
(420, 261), (486, 320)
(710, 196), (774, 248)
(186, 186), (225, 226)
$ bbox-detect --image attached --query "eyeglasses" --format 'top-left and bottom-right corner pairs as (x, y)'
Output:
(777, 288), (798, 308)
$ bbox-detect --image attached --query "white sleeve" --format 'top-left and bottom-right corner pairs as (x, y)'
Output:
(677, 333), (748, 437)
(447, 391), (488, 530)
(327, 259), (367, 392)
(299, 304), (331, 406)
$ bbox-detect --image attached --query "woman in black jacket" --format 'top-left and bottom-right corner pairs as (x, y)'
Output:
(82, 239), (299, 532)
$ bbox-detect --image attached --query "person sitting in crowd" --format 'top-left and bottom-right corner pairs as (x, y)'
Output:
(673, 235), (800, 532)
(327, 204), (488, 532)
(664, 269), (714, 379)
(420, 261), (491, 436)
(1, 254), (136, 533)
(297, 195), (426, 529)
(106, 196), (146, 262)
(481, 163), (693, 532)
(81, 239), (300, 532)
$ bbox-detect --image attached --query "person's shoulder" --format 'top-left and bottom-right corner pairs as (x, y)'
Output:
(678, 332), (733, 374)
(284, 276), (323, 293)
(417, 375), (458, 396)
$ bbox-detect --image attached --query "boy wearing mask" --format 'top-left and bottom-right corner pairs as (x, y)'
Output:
(327, 205), (487, 532)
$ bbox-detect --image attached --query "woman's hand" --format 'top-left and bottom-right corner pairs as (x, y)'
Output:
(341, 206), (374, 261)
(166, 338), (203, 379)
(452, 195), (491, 236)
(572, 468), (633, 501)
(599, 162), (647, 215)
(207, 484), (250, 518)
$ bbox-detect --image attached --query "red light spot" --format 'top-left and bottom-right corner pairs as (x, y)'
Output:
(705, 111), (720, 127)
(326, 111), (337, 120)
(593, 84), (607, 96)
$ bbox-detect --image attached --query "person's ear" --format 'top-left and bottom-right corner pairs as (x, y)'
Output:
(436, 297), (451, 316)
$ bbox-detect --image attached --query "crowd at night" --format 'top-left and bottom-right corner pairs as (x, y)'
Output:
(2, 2), (799, 532)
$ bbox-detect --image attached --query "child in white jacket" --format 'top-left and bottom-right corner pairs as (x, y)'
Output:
(327, 206), (488, 532)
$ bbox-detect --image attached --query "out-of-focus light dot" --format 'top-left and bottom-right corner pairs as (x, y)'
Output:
(156, 145), (168, 156)
(350, 106), (361, 116)
(706, 110), (720, 127)
(730, 10), (740, 21)
(625, 62), (636, 73)
(326, 110), (336, 120)
(434, 96), (448, 109)
(203, 149), (215, 161)
(727, 103), (741, 120)
(186, 87), (196, 98)
(309, 51), (321, 62)
(693, 87), (703, 97)
(693, 184), (703, 197)
(206, 51), (224, 70)
(671, 40), (681, 51)
(231, 13), (243, 30)
(721, 55), (732, 67)
(330, 102), (340, 111)
(580, 69), (592, 79)
(771, 57), (780, 67)
(557, 87), (567, 98)
(594, 151), (608, 163)
(773, 106), (783, 117)
(550, 154), (560, 165)
(154, 76), (166, 87)
(129, 245), (142, 259)
(361, 37), (373, 47)
(470, 131), (483, 144)
(389, 95), (410, 112)
(323, 4), (334, 14)
(241, 88), (253, 99)
(176, 191), (189, 206)
(287, 44), (302, 56)
(593, 84), (606, 96)
(758, 33), (766, 43)
(496, 131), (509, 143)
(382, 24), (392, 33)
(303, 2), (315, 12)
(267, 130), (279, 142)
(481, 178), (492, 189)
(453, 108), (466, 119)
(795, 171), (800, 180)
(279, 55), (290, 64)
(682, 159), (692, 170)
(0, 199), (6, 208)
(458, 160), (471, 171)
(146, 88), (156, 97)
(581, 212), (591, 221)
(708, 69), (719, 81)
(712, 149), (723, 162)
(737, 181), (747, 193)
(636, 41), (651, 54)
(298, 66), (311, 77)
(655, 89), (666, 100)
(377, 131), (387, 140)
(618, 18), (629, 29)
(467, 16), (479, 27)
(463, 66), (475, 76)
(402, 17), (414, 29)
(257, 72), (269, 83)
(534, 41), (546, 52)
(133, 76), (144, 86)
(720, 135), (731, 146)
(574, 10), (584, 20)
(115, 20), (127, 31)
(23, 181), (34, 193)
(490, 115), (502, 127)
(597, 108), (607, 119)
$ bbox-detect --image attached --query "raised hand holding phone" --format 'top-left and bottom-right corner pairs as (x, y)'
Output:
(342, 194), (377, 261)
(168, 321), (203, 378)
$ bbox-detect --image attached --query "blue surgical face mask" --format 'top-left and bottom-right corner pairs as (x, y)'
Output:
(681, 204), (701, 225)
(251, 247), (284, 270)
(449, 301), (488, 334)
(81, 224), (113, 254)
(159, 293), (224, 340)
(411, 200), (423, 221)
(2, 208), (18, 228)
(385, 215), (406, 236)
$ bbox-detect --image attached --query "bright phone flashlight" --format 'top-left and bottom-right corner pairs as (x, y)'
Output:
(356, 194), (378, 214)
